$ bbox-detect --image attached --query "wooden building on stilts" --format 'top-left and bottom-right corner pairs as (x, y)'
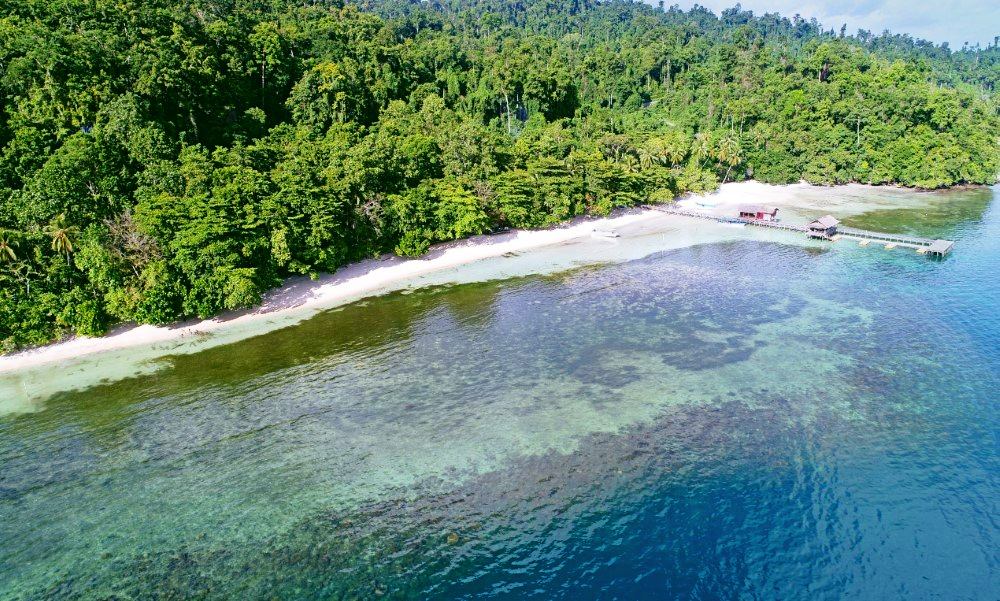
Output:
(806, 215), (840, 239)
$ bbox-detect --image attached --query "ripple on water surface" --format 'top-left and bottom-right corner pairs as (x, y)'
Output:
(1, 188), (998, 599)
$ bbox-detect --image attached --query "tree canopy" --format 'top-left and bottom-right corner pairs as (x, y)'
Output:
(0, 0), (998, 350)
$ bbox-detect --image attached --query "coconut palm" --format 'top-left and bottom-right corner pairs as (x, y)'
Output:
(44, 214), (79, 261)
(600, 135), (630, 164)
(639, 138), (669, 169)
(663, 131), (690, 167)
(716, 133), (742, 183)
(637, 145), (656, 170)
(0, 236), (16, 263)
(692, 132), (712, 167)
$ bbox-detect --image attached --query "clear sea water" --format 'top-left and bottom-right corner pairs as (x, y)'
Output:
(1, 187), (997, 599)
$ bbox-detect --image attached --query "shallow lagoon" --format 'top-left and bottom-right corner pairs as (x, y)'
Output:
(1, 186), (997, 599)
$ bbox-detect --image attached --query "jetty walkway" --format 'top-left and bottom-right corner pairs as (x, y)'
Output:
(645, 205), (954, 257)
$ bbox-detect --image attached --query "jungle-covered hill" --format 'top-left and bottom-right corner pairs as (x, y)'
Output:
(1, 0), (998, 350)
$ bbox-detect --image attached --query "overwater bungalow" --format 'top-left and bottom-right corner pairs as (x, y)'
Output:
(737, 205), (779, 221)
(807, 215), (840, 239)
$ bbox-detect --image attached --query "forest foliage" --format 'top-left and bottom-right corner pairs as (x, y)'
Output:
(1, 0), (998, 350)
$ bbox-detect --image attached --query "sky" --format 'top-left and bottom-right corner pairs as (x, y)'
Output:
(661, 1), (999, 49)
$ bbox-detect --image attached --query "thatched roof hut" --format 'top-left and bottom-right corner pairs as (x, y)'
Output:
(807, 215), (839, 239)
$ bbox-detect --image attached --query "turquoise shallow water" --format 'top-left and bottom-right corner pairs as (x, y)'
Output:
(1, 187), (997, 599)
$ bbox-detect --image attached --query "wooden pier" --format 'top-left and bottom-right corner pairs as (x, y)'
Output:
(835, 226), (953, 255)
(645, 205), (954, 257)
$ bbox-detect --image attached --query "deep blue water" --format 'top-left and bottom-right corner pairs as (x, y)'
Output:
(0, 187), (997, 599)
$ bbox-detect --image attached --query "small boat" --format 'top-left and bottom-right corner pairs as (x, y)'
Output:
(592, 228), (620, 239)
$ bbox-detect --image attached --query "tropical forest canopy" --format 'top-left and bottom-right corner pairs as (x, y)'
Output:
(0, 0), (998, 350)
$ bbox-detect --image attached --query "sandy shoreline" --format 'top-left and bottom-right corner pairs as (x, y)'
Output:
(0, 181), (947, 376)
(0, 209), (656, 374)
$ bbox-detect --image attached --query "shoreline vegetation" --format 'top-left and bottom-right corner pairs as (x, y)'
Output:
(0, 180), (981, 373)
(0, 205), (649, 373)
(2, 0), (999, 353)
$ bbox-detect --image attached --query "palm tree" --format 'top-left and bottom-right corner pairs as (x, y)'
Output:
(0, 236), (16, 263)
(637, 145), (656, 170)
(601, 135), (630, 164)
(639, 138), (671, 170)
(716, 133), (742, 183)
(692, 132), (712, 167)
(44, 214), (79, 261)
(663, 131), (690, 167)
